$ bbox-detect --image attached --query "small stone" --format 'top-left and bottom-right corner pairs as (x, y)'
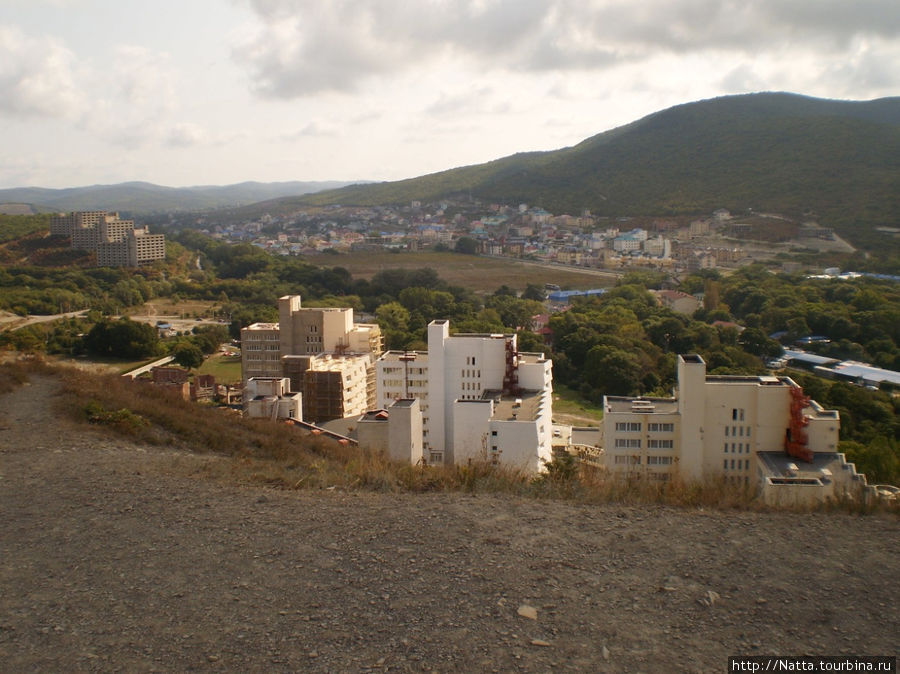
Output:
(257, 495), (268, 503)
(308, 651), (318, 658)
(530, 639), (551, 647)
(707, 590), (720, 606)
(517, 605), (538, 620)
(602, 645), (610, 661)
(207, 655), (219, 662)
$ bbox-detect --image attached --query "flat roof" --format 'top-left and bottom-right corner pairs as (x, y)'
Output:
(378, 350), (428, 362)
(831, 361), (900, 386)
(757, 451), (844, 481)
(783, 349), (839, 366)
(604, 396), (679, 414)
(491, 390), (544, 422)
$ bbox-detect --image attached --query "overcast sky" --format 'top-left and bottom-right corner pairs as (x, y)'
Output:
(2, 0), (898, 189)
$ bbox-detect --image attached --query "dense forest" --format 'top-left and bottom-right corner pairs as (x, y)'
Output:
(1, 226), (897, 483)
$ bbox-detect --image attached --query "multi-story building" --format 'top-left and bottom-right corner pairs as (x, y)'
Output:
(240, 323), (283, 380)
(376, 320), (554, 472)
(51, 210), (165, 267)
(243, 377), (302, 421)
(603, 354), (868, 505)
(240, 296), (383, 420)
(283, 353), (372, 423)
(277, 295), (382, 357)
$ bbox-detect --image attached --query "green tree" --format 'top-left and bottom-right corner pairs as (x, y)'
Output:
(454, 236), (479, 255)
(173, 342), (204, 370)
(84, 318), (160, 359)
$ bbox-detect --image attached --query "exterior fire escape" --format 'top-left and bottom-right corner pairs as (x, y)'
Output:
(502, 338), (521, 396)
(784, 385), (813, 463)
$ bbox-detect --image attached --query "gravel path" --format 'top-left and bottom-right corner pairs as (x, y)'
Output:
(1, 376), (898, 672)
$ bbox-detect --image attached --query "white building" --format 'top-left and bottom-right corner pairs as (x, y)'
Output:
(603, 354), (869, 505)
(356, 398), (424, 465)
(376, 320), (554, 472)
(243, 377), (302, 421)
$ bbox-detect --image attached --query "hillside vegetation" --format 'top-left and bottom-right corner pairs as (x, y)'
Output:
(0, 181), (357, 215)
(294, 93), (900, 250)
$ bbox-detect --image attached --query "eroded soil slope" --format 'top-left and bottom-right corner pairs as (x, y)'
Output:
(1, 377), (897, 672)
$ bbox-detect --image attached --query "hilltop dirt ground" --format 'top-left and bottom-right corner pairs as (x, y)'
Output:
(1, 376), (898, 673)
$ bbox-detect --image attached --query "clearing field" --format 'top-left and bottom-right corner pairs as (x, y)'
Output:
(552, 383), (604, 427)
(310, 251), (619, 291)
(128, 299), (220, 319)
(196, 352), (242, 383)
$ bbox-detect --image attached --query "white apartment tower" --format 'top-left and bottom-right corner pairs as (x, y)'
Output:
(376, 320), (554, 472)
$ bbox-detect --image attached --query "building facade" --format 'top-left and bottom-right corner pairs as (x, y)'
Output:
(240, 296), (383, 421)
(375, 320), (554, 472)
(603, 354), (867, 504)
(51, 210), (165, 267)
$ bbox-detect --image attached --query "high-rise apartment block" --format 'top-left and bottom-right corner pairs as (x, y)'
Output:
(375, 320), (554, 472)
(50, 210), (165, 267)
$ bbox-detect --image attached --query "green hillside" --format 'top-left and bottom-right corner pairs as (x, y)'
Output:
(295, 92), (900, 249)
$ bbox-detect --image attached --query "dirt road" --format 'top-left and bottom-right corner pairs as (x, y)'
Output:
(1, 377), (897, 672)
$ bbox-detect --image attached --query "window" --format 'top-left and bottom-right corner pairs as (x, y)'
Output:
(614, 438), (641, 449)
(725, 426), (729, 437)
(648, 423), (674, 432)
(614, 455), (641, 465)
(615, 422), (641, 432)
(648, 439), (673, 449)
(647, 456), (673, 465)
(723, 459), (728, 469)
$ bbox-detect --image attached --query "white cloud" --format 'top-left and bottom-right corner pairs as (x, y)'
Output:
(0, 25), (86, 117)
(234, 0), (900, 99)
(166, 123), (209, 147)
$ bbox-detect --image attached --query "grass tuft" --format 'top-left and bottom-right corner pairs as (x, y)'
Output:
(1, 360), (896, 514)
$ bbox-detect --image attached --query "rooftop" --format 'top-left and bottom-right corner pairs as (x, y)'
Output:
(757, 451), (846, 486)
(605, 396), (679, 414)
(379, 350), (428, 362)
(831, 361), (900, 386)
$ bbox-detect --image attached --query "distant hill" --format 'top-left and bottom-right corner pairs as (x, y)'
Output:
(0, 180), (359, 215)
(290, 92), (900, 249)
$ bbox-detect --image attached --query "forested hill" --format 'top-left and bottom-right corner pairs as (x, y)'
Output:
(0, 180), (358, 215)
(295, 92), (900, 248)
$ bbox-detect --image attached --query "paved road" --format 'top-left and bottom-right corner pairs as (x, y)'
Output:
(0, 310), (88, 332)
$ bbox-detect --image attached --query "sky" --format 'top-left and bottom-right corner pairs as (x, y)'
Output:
(1, 0), (899, 189)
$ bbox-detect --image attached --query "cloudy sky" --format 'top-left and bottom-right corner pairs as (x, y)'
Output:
(2, 0), (898, 189)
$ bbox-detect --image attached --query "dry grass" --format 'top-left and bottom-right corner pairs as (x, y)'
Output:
(323, 251), (617, 291)
(3, 360), (895, 514)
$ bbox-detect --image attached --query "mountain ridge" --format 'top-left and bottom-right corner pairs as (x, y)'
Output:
(287, 92), (900, 249)
(0, 180), (363, 215)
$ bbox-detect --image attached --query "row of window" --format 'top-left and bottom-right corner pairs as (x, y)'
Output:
(615, 422), (675, 432)
(724, 458), (751, 471)
(724, 426), (751, 437)
(614, 439), (674, 449)
(613, 455), (673, 466)
(461, 369), (481, 378)
(725, 442), (751, 454)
